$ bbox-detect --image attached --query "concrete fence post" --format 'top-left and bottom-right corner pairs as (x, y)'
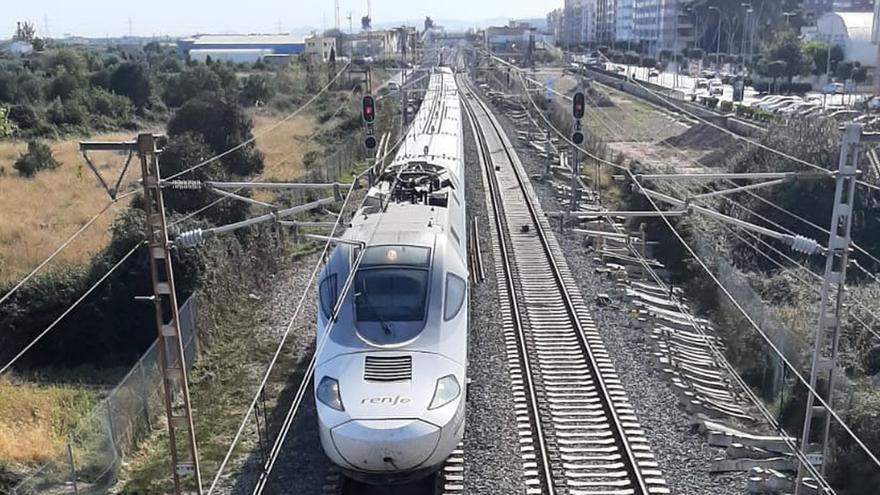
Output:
(139, 357), (152, 430)
(67, 433), (78, 494)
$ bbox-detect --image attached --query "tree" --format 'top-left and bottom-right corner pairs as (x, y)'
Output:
(852, 65), (868, 86)
(12, 21), (36, 43)
(31, 37), (45, 52)
(759, 30), (809, 82)
(764, 60), (787, 93)
(802, 41), (844, 76)
(167, 93), (264, 177)
(835, 61), (853, 82)
(14, 141), (59, 177)
(240, 74), (275, 106)
(109, 62), (151, 108)
(162, 65), (222, 107)
(47, 72), (80, 101)
(329, 46), (336, 64)
(0, 105), (11, 137)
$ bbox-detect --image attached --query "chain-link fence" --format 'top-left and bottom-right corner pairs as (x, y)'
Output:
(11, 297), (199, 495)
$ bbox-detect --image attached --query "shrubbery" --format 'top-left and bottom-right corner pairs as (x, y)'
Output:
(13, 140), (59, 177)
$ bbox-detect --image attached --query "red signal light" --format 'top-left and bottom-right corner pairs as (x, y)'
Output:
(362, 95), (376, 123)
(573, 92), (585, 119)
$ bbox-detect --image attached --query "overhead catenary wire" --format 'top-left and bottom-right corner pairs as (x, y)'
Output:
(570, 75), (880, 340)
(0, 200), (118, 307)
(0, 67), (359, 376)
(490, 48), (880, 194)
(206, 131), (409, 494)
(504, 67), (838, 490)
(163, 62), (352, 183)
(169, 85), (361, 228)
(0, 242), (143, 375)
(508, 69), (880, 477)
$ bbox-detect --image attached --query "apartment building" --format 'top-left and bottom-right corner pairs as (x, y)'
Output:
(558, 0), (597, 46)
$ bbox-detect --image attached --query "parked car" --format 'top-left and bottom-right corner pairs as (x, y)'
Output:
(694, 78), (709, 91)
(648, 69), (660, 77)
(708, 80), (723, 96)
(828, 109), (860, 122)
(754, 96), (800, 110)
(867, 97), (880, 112)
(700, 69), (717, 78)
(822, 82), (845, 94)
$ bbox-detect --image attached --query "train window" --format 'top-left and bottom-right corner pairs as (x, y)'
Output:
(360, 245), (431, 267)
(355, 268), (429, 322)
(444, 273), (466, 321)
(319, 274), (338, 318)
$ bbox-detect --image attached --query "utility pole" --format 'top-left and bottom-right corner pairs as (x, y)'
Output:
(795, 123), (861, 495)
(571, 73), (585, 212)
(81, 134), (203, 494)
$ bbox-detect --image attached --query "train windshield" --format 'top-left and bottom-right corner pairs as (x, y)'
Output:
(354, 246), (431, 323)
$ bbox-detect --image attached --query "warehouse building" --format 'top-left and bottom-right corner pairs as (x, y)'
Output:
(177, 34), (305, 63)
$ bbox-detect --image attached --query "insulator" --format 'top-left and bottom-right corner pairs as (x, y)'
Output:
(176, 229), (205, 248)
(789, 235), (821, 256)
(166, 180), (202, 190)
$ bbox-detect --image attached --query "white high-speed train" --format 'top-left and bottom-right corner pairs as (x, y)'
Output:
(313, 66), (468, 484)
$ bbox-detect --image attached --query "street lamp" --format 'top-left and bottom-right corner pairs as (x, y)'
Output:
(709, 6), (722, 71)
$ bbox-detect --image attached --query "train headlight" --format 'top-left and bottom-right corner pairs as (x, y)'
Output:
(317, 376), (345, 411)
(428, 375), (461, 410)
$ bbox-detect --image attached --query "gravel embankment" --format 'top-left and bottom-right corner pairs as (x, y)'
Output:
(487, 97), (749, 495)
(219, 190), (369, 495)
(212, 252), (331, 495)
(461, 108), (524, 495)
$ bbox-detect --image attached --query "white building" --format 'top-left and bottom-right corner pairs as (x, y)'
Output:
(305, 35), (337, 62)
(7, 41), (33, 55)
(616, 0), (635, 44)
(562, 0), (597, 47)
(803, 11), (875, 67)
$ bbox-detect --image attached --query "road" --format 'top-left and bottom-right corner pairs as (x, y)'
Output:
(603, 62), (869, 108)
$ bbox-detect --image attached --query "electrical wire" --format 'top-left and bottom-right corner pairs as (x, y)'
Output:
(492, 48), (880, 194)
(571, 76), (880, 339)
(0, 67), (361, 378)
(206, 130), (410, 494)
(163, 62), (352, 183)
(504, 68), (838, 490)
(509, 69), (880, 476)
(0, 200), (118, 306)
(0, 242), (143, 375)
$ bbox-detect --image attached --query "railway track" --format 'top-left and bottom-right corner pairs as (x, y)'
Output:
(459, 74), (669, 495)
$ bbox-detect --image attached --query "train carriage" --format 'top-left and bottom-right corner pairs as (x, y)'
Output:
(313, 66), (467, 484)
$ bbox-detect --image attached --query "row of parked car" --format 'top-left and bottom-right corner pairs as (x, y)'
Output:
(748, 94), (869, 123)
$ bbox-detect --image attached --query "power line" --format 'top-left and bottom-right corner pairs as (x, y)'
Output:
(584, 52), (880, 194)
(206, 133), (408, 494)
(163, 62), (351, 183)
(0, 242), (143, 375)
(510, 66), (880, 477)
(572, 78), (880, 339)
(0, 200), (119, 307)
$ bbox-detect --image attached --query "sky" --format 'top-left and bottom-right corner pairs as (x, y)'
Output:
(5, 0), (556, 38)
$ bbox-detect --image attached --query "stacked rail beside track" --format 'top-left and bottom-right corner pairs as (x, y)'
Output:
(459, 74), (669, 495)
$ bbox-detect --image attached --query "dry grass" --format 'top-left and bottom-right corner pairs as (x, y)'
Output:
(0, 114), (314, 286)
(0, 377), (95, 465)
(252, 114), (317, 181)
(0, 132), (156, 286)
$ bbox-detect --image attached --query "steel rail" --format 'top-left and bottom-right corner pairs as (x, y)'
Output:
(461, 75), (652, 495)
(460, 77), (557, 495)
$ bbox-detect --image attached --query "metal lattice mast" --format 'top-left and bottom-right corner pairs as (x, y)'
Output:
(795, 123), (861, 494)
(138, 133), (203, 495)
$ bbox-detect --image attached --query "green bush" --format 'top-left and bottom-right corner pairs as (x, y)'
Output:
(719, 100), (733, 113)
(13, 140), (60, 177)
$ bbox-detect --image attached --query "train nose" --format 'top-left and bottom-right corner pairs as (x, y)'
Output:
(331, 419), (441, 471)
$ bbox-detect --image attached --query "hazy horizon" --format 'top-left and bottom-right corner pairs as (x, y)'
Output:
(6, 0), (556, 39)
